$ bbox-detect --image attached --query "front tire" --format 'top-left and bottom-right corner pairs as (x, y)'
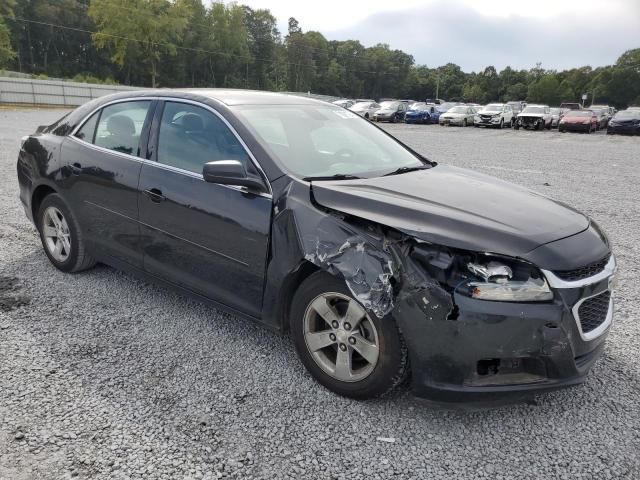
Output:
(290, 271), (408, 399)
(37, 193), (96, 273)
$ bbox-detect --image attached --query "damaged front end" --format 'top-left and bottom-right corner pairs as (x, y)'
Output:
(264, 178), (612, 402)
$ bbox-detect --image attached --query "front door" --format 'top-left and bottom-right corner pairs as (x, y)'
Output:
(138, 100), (272, 317)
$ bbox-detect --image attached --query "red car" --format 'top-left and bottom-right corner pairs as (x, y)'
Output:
(558, 110), (599, 133)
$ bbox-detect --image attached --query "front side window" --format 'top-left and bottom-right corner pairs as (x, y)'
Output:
(157, 102), (250, 175)
(94, 101), (151, 156)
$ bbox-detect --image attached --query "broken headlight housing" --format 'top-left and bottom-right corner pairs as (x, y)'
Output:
(410, 246), (553, 303)
(459, 258), (553, 302)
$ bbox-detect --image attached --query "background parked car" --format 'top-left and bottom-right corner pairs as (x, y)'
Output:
(558, 110), (598, 133)
(333, 99), (355, 109)
(404, 103), (440, 124)
(550, 107), (561, 128)
(559, 102), (582, 119)
(437, 101), (462, 113)
(373, 101), (408, 123)
(607, 109), (640, 135)
(514, 105), (552, 130)
(506, 101), (526, 116)
(439, 105), (476, 126)
(349, 101), (380, 119)
(474, 103), (514, 128)
(589, 107), (609, 129)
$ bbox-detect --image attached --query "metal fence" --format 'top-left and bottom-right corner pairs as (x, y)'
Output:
(0, 76), (344, 108)
(0, 76), (139, 107)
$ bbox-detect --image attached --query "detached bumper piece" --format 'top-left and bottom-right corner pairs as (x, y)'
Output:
(394, 255), (615, 403)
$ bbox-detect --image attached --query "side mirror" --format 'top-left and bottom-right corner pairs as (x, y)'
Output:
(202, 160), (265, 192)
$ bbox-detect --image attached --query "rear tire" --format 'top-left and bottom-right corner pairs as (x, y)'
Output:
(290, 271), (408, 399)
(37, 193), (96, 273)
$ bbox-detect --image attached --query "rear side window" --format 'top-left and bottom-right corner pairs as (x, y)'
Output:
(157, 102), (250, 175)
(94, 101), (152, 156)
(75, 112), (99, 142)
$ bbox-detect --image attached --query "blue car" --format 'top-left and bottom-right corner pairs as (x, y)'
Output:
(404, 103), (440, 124)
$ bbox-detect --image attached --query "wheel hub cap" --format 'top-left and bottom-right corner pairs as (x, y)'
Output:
(42, 206), (71, 263)
(303, 292), (380, 382)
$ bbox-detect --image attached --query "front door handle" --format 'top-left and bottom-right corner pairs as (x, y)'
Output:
(143, 188), (165, 203)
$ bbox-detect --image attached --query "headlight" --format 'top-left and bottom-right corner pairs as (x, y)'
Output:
(457, 258), (553, 302)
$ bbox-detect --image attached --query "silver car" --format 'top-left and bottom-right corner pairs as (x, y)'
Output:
(439, 106), (477, 126)
(349, 101), (381, 120)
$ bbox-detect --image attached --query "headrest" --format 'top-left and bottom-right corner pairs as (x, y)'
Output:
(178, 113), (204, 132)
(106, 115), (135, 136)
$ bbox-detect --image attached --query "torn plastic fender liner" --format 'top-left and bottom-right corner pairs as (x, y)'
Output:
(302, 227), (395, 319)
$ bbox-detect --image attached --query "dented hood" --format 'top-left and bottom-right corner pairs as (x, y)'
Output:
(310, 165), (589, 258)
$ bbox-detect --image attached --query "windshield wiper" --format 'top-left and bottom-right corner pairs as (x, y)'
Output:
(303, 174), (362, 181)
(383, 165), (431, 176)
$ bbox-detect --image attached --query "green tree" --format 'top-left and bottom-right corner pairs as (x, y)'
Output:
(527, 74), (561, 105)
(244, 6), (279, 90)
(0, 0), (15, 68)
(89, 0), (189, 87)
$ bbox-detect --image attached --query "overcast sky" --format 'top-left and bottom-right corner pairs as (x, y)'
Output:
(233, 0), (640, 71)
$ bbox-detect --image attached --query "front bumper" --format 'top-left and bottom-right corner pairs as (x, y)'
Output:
(475, 116), (501, 127)
(560, 123), (591, 132)
(374, 114), (394, 122)
(405, 116), (427, 124)
(394, 256), (615, 403)
(439, 118), (465, 126)
(607, 124), (640, 135)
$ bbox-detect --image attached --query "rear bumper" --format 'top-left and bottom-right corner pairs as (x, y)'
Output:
(394, 259), (614, 403)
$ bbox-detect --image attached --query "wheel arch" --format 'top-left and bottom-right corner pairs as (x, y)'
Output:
(277, 260), (321, 332)
(31, 184), (57, 221)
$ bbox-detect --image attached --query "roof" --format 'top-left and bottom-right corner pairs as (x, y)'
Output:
(177, 88), (330, 106)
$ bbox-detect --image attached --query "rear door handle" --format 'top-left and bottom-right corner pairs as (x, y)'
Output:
(143, 188), (165, 203)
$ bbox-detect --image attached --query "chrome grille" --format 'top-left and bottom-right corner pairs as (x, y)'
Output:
(553, 254), (611, 282)
(577, 291), (611, 334)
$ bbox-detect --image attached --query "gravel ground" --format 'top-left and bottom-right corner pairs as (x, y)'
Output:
(1, 108), (639, 479)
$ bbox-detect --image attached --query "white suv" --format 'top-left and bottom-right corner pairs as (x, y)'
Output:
(474, 103), (514, 128)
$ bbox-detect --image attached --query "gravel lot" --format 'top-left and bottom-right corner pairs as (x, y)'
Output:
(1, 108), (639, 479)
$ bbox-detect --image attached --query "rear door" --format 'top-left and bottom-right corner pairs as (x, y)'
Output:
(63, 99), (156, 268)
(138, 100), (272, 317)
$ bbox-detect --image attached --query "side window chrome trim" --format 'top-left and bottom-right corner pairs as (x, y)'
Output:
(70, 95), (272, 196)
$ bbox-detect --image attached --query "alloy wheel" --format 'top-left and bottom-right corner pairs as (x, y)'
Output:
(42, 206), (71, 262)
(303, 292), (380, 382)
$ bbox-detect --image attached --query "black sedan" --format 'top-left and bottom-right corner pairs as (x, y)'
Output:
(607, 110), (640, 135)
(17, 90), (616, 402)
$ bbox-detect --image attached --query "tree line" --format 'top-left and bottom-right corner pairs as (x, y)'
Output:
(1, 0), (639, 108)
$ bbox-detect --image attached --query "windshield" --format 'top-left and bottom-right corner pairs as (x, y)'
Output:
(409, 103), (427, 111)
(448, 106), (468, 114)
(482, 104), (503, 112)
(350, 102), (372, 110)
(567, 111), (592, 118)
(379, 101), (400, 109)
(522, 106), (545, 114)
(234, 105), (425, 179)
(614, 111), (637, 119)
